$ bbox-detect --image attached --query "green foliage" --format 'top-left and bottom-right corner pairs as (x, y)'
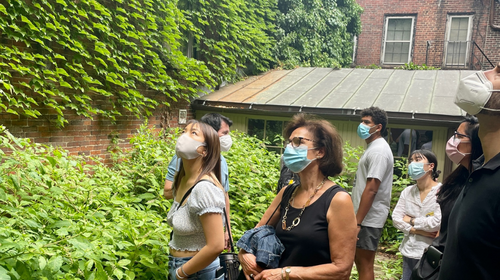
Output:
(336, 141), (364, 192)
(0, 0), (214, 126)
(0, 125), (173, 279)
(273, 0), (363, 69)
(394, 62), (440, 70)
(177, 0), (276, 83)
(355, 64), (382, 69)
(224, 131), (281, 240)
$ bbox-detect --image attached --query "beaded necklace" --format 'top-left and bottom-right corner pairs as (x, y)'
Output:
(281, 177), (326, 231)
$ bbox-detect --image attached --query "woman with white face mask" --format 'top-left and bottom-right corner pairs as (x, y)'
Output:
(167, 120), (225, 280)
(392, 150), (442, 280)
(238, 113), (357, 280)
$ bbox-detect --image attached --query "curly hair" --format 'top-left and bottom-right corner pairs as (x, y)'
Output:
(360, 106), (388, 135)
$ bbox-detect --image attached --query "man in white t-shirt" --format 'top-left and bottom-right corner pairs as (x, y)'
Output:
(352, 106), (394, 280)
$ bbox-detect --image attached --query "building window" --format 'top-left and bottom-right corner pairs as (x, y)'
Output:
(445, 15), (472, 66)
(248, 119), (286, 154)
(382, 17), (415, 64)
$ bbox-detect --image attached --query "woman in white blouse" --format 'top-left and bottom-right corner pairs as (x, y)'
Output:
(167, 120), (225, 280)
(392, 149), (442, 280)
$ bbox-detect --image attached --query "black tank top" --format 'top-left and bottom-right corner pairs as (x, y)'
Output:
(275, 184), (346, 267)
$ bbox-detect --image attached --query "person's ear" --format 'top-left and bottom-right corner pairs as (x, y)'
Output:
(316, 147), (325, 159)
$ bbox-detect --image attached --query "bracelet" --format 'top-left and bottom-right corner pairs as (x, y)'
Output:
(180, 265), (189, 277)
(357, 223), (362, 227)
(281, 267), (284, 280)
(410, 217), (415, 226)
(175, 268), (184, 279)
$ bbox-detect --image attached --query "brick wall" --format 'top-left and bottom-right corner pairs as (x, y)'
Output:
(355, 0), (496, 69)
(1, 98), (194, 164)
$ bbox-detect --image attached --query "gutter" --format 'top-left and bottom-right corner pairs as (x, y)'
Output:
(192, 100), (465, 125)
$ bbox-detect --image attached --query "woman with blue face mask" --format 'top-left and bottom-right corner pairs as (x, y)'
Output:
(392, 150), (442, 280)
(238, 113), (357, 280)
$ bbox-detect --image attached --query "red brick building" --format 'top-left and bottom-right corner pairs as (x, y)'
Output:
(354, 0), (500, 69)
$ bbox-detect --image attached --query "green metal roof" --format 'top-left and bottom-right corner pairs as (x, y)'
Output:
(194, 67), (474, 124)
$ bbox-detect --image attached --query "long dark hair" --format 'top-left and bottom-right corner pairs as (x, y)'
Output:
(410, 149), (440, 180)
(173, 120), (221, 193)
(437, 116), (481, 206)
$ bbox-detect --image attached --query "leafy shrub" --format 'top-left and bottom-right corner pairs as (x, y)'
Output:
(0, 125), (172, 279)
(394, 62), (440, 70)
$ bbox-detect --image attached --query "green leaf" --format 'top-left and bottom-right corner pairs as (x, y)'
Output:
(47, 256), (63, 272)
(0, 4), (7, 15)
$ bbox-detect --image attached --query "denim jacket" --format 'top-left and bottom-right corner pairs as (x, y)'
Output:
(236, 225), (285, 269)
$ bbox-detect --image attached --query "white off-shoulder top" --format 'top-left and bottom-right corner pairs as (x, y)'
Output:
(167, 180), (225, 251)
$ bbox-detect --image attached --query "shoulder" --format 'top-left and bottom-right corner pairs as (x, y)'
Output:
(328, 190), (353, 211)
(220, 155), (227, 164)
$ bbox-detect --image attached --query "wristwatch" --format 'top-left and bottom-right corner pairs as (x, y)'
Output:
(410, 217), (415, 226)
(285, 267), (291, 280)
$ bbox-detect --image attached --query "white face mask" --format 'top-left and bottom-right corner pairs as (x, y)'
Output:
(220, 135), (232, 152)
(455, 71), (500, 115)
(175, 133), (206, 159)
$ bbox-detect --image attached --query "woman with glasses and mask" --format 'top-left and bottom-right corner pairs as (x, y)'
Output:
(238, 113), (357, 280)
(167, 120), (225, 280)
(434, 117), (482, 252)
(392, 150), (442, 280)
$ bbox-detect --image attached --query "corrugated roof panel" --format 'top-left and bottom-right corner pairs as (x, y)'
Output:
(246, 75), (300, 104)
(374, 94), (406, 111)
(431, 96), (463, 115)
(292, 69), (352, 106)
(369, 69), (394, 79)
(413, 70), (438, 80)
(318, 69), (372, 108)
(399, 79), (435, 113)
(220, 88), (262, 102)
(380, 70), (414, 95)
(343, 77), (388, 108)
(198, 76), (262, 101)
(434, 70), (460, 97)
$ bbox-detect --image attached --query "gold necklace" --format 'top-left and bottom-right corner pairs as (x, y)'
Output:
(281, 177), (326, 231)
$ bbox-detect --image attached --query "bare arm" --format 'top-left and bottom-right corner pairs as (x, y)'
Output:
(178, 213), (225, 277)
(392, 188), (413, 234)
(356, 178), (381, 225)
(255, 192), (357, 280)
(164, 179), (173, 199)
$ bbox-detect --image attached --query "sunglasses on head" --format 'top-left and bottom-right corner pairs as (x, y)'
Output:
(286, 136), (315, 147)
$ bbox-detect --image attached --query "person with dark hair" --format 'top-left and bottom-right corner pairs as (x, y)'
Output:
(439, 64), (500, 279)
(352, 106), (394, 280)
(239, 113), (357, 280)
(167, 120), (225, 280)
(164, 113), (233, 248)
(434, 116), (481, 250)
(392, 149), (441, 280)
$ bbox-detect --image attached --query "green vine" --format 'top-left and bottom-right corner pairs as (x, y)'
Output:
(0, 0), (214, 126)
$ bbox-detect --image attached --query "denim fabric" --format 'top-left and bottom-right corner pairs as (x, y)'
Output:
(402, 256), (419, 280)
(168, 255), (224, 280)
(236, 225), (285, 269)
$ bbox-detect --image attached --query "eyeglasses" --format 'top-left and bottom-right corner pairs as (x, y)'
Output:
(286, 136), (315, 147)
(453, 131), (470, 140)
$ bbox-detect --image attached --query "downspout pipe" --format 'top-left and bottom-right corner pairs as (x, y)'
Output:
(490, 0), (500, 31)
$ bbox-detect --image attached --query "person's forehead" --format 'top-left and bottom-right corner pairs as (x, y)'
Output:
(290, 127), (313, 139)
(457, 122), (468, 134)
(361, 116), (373, 122)
(217, 121), (230, 135)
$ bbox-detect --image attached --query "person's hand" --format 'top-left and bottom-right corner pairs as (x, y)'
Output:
(224, 231), (231, 250)
(403, 215), (413, 223)
(255, 268), (282, 280)
(356, 225), (361, 240)
(238, 250), (262, 280)
(410, 228), (438, 238)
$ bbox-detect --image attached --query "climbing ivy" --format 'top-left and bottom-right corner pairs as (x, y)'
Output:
(177, 0), (277, 83)
(0, 0), (214, 126)
(273, 0), (363, 69)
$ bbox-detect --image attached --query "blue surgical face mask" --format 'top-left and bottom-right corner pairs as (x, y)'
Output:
(357, 123), (377, 140)
(408, 162), (430, 180)
(283, 144), (316, 173)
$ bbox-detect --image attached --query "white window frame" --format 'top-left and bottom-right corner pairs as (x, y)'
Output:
(444, 15), (473, 67)
(381, 16), (415, 65)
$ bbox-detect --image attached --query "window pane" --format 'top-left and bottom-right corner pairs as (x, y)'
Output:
(248, 119), (265, 140)
(387, 18), (412, 41)
(385, 42), (409, 63)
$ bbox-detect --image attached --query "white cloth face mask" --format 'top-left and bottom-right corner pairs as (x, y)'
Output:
(455, 71), (500, 115)
(220, 135), (232, 152)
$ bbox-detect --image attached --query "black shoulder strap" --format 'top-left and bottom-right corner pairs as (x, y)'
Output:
(177, 179), (212, 207)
